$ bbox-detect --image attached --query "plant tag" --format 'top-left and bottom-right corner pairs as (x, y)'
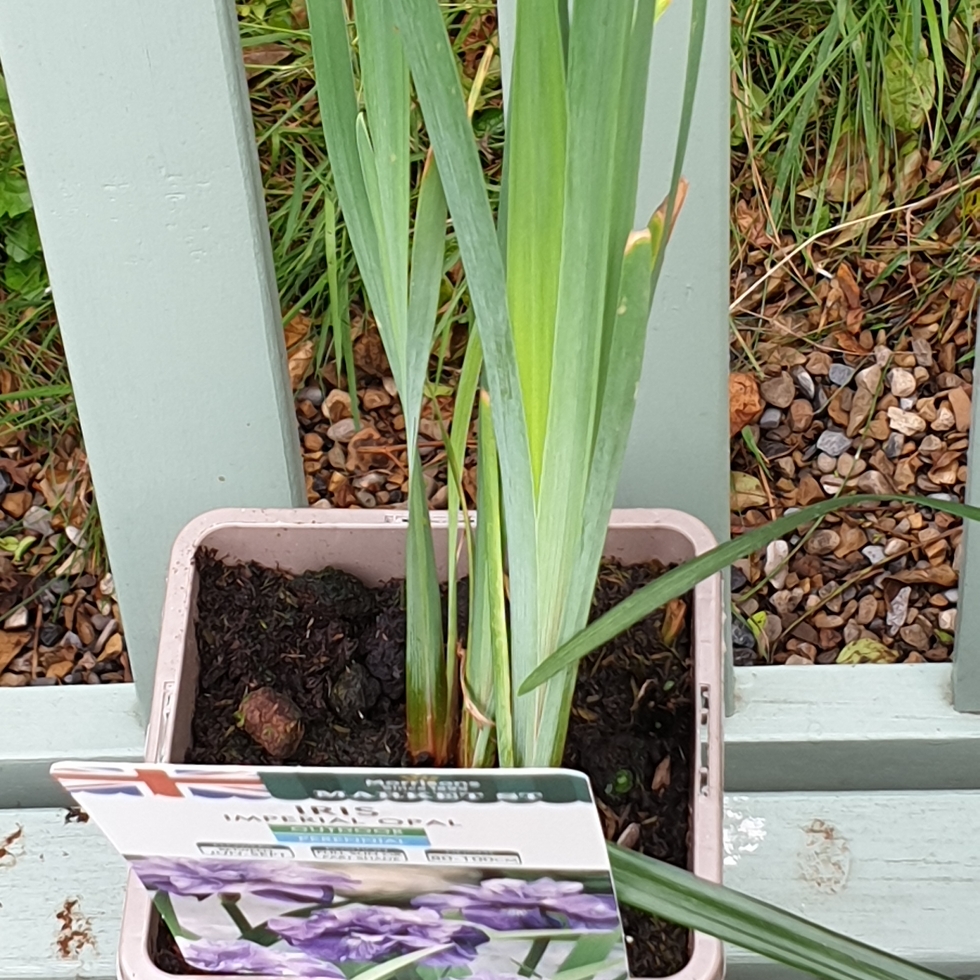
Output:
(51, 763), (630, 979)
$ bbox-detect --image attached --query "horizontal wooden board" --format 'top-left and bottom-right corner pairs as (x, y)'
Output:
(0, 686), (145, 808)
(4, 792), (979, 979)
(727, 664), (980, 791)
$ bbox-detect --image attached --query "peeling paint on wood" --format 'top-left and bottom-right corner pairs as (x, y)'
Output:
(0, 826), (24, 868)
(799, 820), (850, 894)
(55, 899), (96, 960)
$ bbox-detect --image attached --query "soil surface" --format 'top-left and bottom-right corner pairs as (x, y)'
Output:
(156, 551), (694, 977)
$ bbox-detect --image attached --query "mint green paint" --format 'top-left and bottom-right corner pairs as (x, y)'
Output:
(6, 793), (980, 979)
(954, 374), (980, 711)
(0, 0), (305, 713)
(0, 686), (144, 808)
(727, 664), (980, 790)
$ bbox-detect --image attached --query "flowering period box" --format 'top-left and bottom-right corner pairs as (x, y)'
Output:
(51, 763), (631, 980)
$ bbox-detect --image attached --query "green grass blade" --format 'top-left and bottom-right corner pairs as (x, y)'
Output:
(404, 155), (448, 442)
(575, 0), (705, 639)
(504, 0), (566, 489)
(564, 226), (656, 635)
(608, 844), (950, 980)
(307, 0), (390, 331)
(595, 0), (656, 419)
(445, 328), (483, 753)
(320, 199), (360, 424)
(473, 390), (514, 767)
(528, 0), (644, 767)
(405, 453), (449, 763)
(393, 0), (539, 763)
(520, 494), (980, 694)
(357, 0), (410, 352)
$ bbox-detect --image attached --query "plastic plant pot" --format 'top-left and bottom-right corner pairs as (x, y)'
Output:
(118, 507), (724, 980)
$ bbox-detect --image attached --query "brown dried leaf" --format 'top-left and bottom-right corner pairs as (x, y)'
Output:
(835, 260), (862, 309)
(660, 598), (687, 647)
(0, 631), (30, 674)
(242, 44), (291, 67)
(287, 341), (314, 391)
(651, 755), (671, 794)
(283, 313), (311, 349)
(889, 565), (958, 587)
(729, 373), (763, 436)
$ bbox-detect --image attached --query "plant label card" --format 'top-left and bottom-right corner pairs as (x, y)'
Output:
(51, 763), (630, 980)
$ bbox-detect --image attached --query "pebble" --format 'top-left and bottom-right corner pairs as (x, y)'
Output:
(39, 623), (65, 647)
(733, 647), (756, 666)
(862, 544), (887, 565)
(886, 586), (912, 635)
(326, 418), (357, 442)
(760, 373), (796, 408)
(888, 368), (916, 398)
(363, 388), (392, 410)
(759, 407), (782, 429)
(324, 389), (352, 423)
(730, 567), (748, 591)
(938, 609), (957, 631)
(326, 444), (347, 470)
(23, 506), (53, 537)
(883, 432), (904, 458)
(785, 654), (813, 666)
(856, 470), (893, 495)
(855, 364), (881, 392)
(931, 403), (955, 432)
(764, 540), (790, 589)
(797, 474), (825, 505)
(805, 529), (840, 556)
(792, 366), (816, 400)
(815, 453), (837, 474)
(887, 407), (927, 436)
(788, 400), (814, 432)
(806, 351), (832, 375)
(303, 432), (324, 452)
(770, 588), (804, 616)
(731, 620), (756, 649)
(829, 363), (855, 387)
(762, 613), (783, 645)
(297, 385), (324, 407)
(4, 607), (28, 629)
(947, 385), (972, 431)
(817, 429), (852, 457)
(944, 588), (959, 603)
(353, 472), (387, 491)
(912, 337), (934, 367)
(855, 594), (878, 624)
(354, 489), (377, 508)
(900, 624), (930, 650)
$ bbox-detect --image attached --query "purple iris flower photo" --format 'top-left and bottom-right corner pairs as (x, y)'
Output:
(270, 903), (489, 966)
(131, 857), (354, 904)
(412, 877), (619, 932)
(180, 939), (343, 977)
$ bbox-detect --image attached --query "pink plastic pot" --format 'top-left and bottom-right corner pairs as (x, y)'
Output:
(119, 507), (724, 980)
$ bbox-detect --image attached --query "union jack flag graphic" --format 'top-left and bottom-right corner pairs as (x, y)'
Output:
(52, 764), (271, 800)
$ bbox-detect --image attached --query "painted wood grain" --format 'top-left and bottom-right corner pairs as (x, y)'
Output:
(5, 794), (979, 979)
(0, 0), (305, 712)
(727, 664), (980, 791)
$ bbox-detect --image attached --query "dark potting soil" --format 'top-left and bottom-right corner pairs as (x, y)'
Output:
(156, 552), (694, 978)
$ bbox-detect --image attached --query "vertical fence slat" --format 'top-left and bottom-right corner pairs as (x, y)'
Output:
(0, 0), (305, 712)
(954, 369), (980, 711)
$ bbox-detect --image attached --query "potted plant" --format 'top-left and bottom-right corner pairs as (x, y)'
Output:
(111, 1), (980, 978)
